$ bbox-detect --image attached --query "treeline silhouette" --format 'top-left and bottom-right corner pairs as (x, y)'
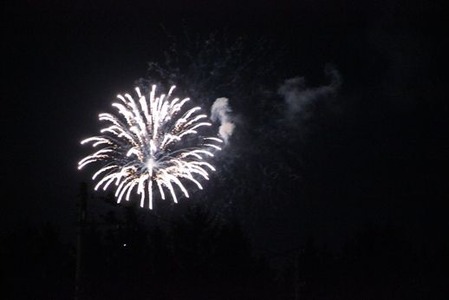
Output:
(1, 206), (447, 299)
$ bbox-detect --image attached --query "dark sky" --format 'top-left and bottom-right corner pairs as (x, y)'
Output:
(2, 0), (447, 253)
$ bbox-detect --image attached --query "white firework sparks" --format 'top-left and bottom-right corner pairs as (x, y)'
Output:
(78, 84), (223, 209)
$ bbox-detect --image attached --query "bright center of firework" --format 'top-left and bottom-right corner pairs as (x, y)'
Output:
(78, 84), (223, 209)
(147, 158), (155, 172)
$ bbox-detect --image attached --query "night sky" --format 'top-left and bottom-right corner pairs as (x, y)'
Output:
(2, 0), (448, 298)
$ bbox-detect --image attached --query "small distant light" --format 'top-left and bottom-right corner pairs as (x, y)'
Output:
(123, 243), (127, 247)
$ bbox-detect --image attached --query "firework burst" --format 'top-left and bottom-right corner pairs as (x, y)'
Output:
(78, 85), (223, 209)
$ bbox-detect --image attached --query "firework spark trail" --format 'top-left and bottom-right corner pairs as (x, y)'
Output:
(78, 85), (224, 209)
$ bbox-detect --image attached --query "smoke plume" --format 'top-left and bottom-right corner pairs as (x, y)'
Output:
(211, 97), (235, 144)
(278, 65), (342, 120)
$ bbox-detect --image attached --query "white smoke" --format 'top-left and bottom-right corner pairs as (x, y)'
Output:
(278, 65), (342, 119)
(211, 97), (235, 144)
